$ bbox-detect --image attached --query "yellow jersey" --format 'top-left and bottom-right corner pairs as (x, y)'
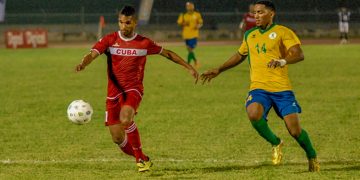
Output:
(238, 24), (301, 92)
(177, 11), (203, 39)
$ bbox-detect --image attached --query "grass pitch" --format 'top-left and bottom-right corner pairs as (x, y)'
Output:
(0, 44), (360, 179)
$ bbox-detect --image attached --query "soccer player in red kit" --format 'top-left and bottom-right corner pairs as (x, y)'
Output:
(75, 6), (198, 172)
(239, 4), (256, 39)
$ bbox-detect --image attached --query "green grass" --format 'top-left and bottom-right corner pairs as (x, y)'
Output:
(0, 44), (360, 179)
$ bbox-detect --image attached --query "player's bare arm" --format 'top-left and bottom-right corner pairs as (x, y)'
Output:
(201, 52), (247, 84)
(160, 48), (199, 83)
(75, 50), (99, 72)
(268, 44), (304, 68)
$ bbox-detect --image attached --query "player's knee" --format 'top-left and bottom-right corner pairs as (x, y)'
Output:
(120, 111), (133, 126)
(120, 118), (132, 127)
(247, 103), (264, 121)
(247, 110), (262, 121)
(120, 105), (135, 125)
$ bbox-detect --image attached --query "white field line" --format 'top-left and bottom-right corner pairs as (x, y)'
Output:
(2, 158), (359, 165)
(1, 158), (251, 164)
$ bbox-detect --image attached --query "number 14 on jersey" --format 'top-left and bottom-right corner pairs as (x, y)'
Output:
(255, 43), (267, 54)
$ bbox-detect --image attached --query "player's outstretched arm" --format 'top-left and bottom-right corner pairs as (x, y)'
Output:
(268, 44), (304, 68)
(160, 48), (199, 84)
(201, 52), (246, 84)
(201, 52), (247, 84)
(75, 50), (99, 72)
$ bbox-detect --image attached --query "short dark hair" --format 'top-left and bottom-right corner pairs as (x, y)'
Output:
(120, 5), (136, 16)
(255, 0), (276, 11)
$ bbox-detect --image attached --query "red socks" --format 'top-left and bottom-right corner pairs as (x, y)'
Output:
(125, 121), (148, 162)
(118, 135), (134, 157)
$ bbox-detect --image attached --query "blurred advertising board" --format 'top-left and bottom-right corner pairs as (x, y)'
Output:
(5, 29), (48, 49)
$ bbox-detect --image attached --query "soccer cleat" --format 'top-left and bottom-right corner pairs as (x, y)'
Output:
(272, 140), (284, 165)
(136, 157), (153, 172)
(308, 158), (320, 172)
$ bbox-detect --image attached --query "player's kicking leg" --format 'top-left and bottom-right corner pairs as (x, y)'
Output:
(107, 96), (152, 172)
(120, 105), (153, 172)
(246, 101), (283, 165)
(284, 113), (320, 172)
(107, 98), (136, 157)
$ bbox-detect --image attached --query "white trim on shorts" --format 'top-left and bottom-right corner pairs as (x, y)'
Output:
(105, 111), (108, 123)
(106, 89), (143, 100)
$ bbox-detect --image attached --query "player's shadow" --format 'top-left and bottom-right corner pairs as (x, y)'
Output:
(160, 160), (360, 174)
(200, 163), (274, 173)
(313, 160), (360, 172)
(322, 165), (360, 172)
(161, 162), (274, 174)
(293, 160), (360, 174)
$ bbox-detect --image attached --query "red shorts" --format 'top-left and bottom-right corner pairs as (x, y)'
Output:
(105, 90), (142, 126)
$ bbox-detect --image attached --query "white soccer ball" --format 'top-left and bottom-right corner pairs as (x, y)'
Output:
(67, 100), (93, 125)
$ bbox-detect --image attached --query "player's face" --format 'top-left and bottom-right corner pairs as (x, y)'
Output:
(254, 4), (274, 28)
(186, 2), (195, 12)
(118, 15), (137, 37)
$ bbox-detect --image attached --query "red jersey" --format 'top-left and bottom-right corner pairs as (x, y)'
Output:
(243, 13), (256, 31)
(91, 31), (163, 100)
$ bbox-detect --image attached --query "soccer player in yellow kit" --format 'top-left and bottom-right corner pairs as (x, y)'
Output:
(177, 1), (203, 68)
(201, 0), (320, 172)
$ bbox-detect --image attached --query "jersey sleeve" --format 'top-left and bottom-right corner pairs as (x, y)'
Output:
(197, 12), (203, 25)
(147, 39), (163, 55)
(238, 39), (248, 56)
(177, 13), (184, 25)
(282, 28), (301, 50)
(91, 34), (112, 54)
